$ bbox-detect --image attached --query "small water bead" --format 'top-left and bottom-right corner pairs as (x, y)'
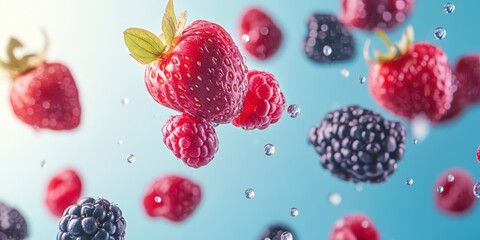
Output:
(437, 186), (444, 193)
(447, 174), (455, 182)
(245, 188), (255, 199)
(411, 115), (431, 142)
(341, 68), (350, 78)
(323, 45), (332, 56)
(121, 97), (130, 105)
(287, 104), (301, 118)
(243, 56), (247, 64)
(290, 208), (299, 217)
(264, 144), (276, 156)
(328, 193), (342, 206)
(434, 27), (447, 40)
(40, 160), (46, 168)
(211, 122), (219, 127)
(406, 178), (414, 186)
(413, 139), (418, 145)
(359, 76), (366, 84)
(154, 196), (162, 203)
(281, 231), (293, 240)
(444, 3), (455, 14)
(117, 139), (124, 145)
(242, 34), (250, 42)
(474, 182), (480, 198)
(127, 154), (136, 163)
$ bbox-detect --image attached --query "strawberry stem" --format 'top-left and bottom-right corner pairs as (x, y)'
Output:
(365, 26), (415, 64)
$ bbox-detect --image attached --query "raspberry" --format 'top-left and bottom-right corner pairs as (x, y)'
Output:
(57, 197), (126, 240)
(258, 224), (296, 240)
(0, 202), (28, 240)
(308, 105), (406, 183)
(329, 214), (380, 240)
(143, 175), (202, 222)
(162, 114), (219, 168)
(232, 70), (286, 130)
(434, 169), (476, 215)
(45, 168), (82, 217)
(477, 146), (480, 162)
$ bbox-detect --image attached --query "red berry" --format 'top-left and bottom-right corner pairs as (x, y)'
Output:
(162, 114), (219, 168)
(368, 28), (454, 122)
(45, 168), (82, 217)
(477, 146), (480, 162)
(143, 175), (202, 222)
(341, 0), (415, 31)
(453, 54), (480, 104)
(329, 214), (380, 240)
(434, 169), (476, 215)
(232, 70), (286, 130)
(240, 7), (283, 60)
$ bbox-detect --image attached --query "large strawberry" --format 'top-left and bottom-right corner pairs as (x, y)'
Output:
(366, 27), (455, 122)
(124, 0), (248, 124)
(0, 35), (81, 130)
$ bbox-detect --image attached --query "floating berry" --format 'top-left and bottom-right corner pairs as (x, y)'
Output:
(434, 169), (476, 215)
(0, 202), (28, 240)
(477, 146), (480, 162)
(240, 7), (283, 60)
(143, 175), (202, 222)
(329, 214), (380, 240)
(45, 168), (83, 217)
(162, 114), (219, 168)
(258, 224), (297, 240)
(232, 70), (286, 130)
(308, 105), (406, 183)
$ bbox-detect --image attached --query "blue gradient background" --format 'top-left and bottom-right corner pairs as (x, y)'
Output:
(0, 0), (479, 239)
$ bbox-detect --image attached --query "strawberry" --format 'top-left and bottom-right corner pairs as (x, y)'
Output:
(366, 27), (455, 122)
(0, 36), (81, 130)
(239, 7), (283, 60)
(341, 0), (415, 31)
(45, 168), (83, 217)
(124, 0), (248, 124)
(143, 175), (202, 222)
(329, 214), (380, 240)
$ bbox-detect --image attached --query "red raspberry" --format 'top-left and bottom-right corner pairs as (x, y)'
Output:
(477, 146), (480, 162)
(454, 54), (480, 104)
(162, 114), (219, 168)
(329, 214), (380, 240)
(143, 175), (202, 222)
(45, 168), (82, 217)
(434, 169), (476, 215)
(232, 70), (286, 130)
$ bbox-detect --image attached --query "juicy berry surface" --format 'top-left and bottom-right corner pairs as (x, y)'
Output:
(329, 214), (380, 240)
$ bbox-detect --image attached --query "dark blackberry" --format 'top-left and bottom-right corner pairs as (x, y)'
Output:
(258, 224), (297, 240)
(57, 197), (126, 240)
(0, 202), (28, 240)
(308, 105), (406, 183)
(304, 14), (355, 63)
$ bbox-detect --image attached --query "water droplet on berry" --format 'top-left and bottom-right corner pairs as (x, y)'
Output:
(245, 188), (255, 199)
(328, 192), (342, 206)
(361, 220), (370, 228)
(127, 154), (136, 163)
(411, 115), (430, 142)
(211, 122), (219, 127)
(242, 34), (250, 42)
(281, 231), (293, 240)
(413, 139), (418, 145)
(117, 139), (124, 145)
(154, 196), (162, 203)
(287, 104), (301, 118)
(437, 186), (444, 193)
(121, 97), (130, 105)
(444, 2), (455, 13)
(264, 144), (275, 156)
(243, 56), (247, 64)
(447, 174), (455, 182)
(406, 178), (414, 186)
(359, 76), (367, 84)
(323, 45), (332, 56)
(341, 68), (350, 78)
(260, 27), (270, 35)
(40, 160), (46, 168)
(434, 27), (447, 40)
(290, 208), (299, 217)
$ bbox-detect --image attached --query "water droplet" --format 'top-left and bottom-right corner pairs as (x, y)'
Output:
(434, 27), (447, 40)
(341, 68), (350, 78)
(437, 186), (444, 193)
(242, 34), (250, 42)
(413, 139), (418, 145)
(281, 231), (293, 240)
(154, 196), (162, 203)
(260, 27), (270, 35)
(245, 188), (255, 199)
(323, 45), (332, 56)
(361, 220), (370, 228)
(40, 160), (46, 168)
(290, 208), (299, 217)
(359, 76), (367, 84)
(406, 178), (414, 186)
(211, 122), (219, 127)
(264, 144), (275, 156)
(474, 183), (480, 198)
(127, 154), (136, 163)
(411, 115), (430, 142)
(117, 139), (124, 145)
(447, 174), (455, 182)
(328, 192), (342, 206)
(121, 97), (130, 105)
(444, 2), (455, 13)
(243, 56), (247, 64)
(287, 104), (301, 118)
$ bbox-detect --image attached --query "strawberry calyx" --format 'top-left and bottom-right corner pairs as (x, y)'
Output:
(123, 0), (187, 65)
(364, 26), (414, 64)
(0, 30), (49, 78)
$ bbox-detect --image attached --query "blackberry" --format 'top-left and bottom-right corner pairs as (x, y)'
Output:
(57, 197), (126, 240)
(308, 105), (406, 183)
(258, 224), (297, 240)
(0, 202), (28, 240)
(304, 14), (355, 63)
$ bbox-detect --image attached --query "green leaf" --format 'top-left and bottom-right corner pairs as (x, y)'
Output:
(175, 11), (188, 37)
(123, 28), (165, 64)
(162, 14), (176, 47)
(165, 0), (177, 27)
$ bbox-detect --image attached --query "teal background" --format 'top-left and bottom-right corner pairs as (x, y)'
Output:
(0, 0), (479, 239)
